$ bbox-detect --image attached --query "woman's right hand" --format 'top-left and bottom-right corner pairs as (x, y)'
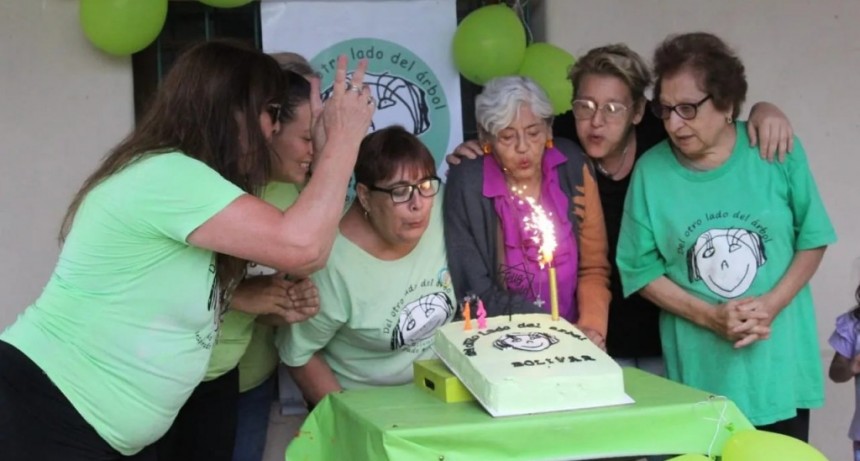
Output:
(230, 274), (319, 324)
(319, 55), (375, 150)
(445, 140), (482, 166)
(710, 299), (771, 348)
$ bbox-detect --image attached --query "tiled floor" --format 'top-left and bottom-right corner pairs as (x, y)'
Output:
(261, 404), (306, 461)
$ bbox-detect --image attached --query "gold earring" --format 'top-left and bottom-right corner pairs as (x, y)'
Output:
(726, 114), (733, 124)
(545, 139), (554, 149)
(481, 144), (492, 155)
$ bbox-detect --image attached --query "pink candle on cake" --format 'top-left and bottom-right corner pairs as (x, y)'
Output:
(476, 298), (487, 329)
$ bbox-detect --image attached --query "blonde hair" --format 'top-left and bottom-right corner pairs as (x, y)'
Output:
(568, 44), (651, 104)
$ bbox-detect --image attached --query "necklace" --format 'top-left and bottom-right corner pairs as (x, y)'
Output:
(595, 138), (633, 179)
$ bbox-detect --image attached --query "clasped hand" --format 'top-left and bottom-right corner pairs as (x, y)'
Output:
(712, 296), (777, 348)
(230, 274), (320, 325)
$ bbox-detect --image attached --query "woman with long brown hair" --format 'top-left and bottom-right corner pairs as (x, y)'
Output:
(0, 40), (374, 461)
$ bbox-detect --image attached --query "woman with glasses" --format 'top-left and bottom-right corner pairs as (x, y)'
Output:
(277, 126), (455, 405)
(445, 76), (612, 348)
(617, 32), (834, 442)
(564, 44), (794, 382)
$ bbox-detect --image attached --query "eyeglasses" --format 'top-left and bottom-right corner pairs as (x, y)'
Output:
(571, 99), (630, 120)
(652, 94), (712, 121)
(366, 176), (441, 204)
(267, 103), (283, 123)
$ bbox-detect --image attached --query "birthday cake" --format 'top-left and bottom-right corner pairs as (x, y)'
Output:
(434, 313), (632, 416)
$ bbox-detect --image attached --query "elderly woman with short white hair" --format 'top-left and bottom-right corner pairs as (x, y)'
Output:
(444, 76), (611, 348)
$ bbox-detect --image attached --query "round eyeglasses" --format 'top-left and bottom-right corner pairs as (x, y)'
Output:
(652, 94), (712, 121)
(571, 99), (630, 120)
(366, 176), (441, 203)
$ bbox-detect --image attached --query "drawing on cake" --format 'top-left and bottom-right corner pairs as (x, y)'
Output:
(492, 332), (559, 352)
(391, 291), (454, 349)
(687, 228), (767, 298)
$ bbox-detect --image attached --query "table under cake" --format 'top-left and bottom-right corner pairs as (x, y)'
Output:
(284, 368), (753, 461)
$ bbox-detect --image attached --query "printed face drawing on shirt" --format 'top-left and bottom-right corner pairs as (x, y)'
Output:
(687, 228), (767, 298)
(493, 332), (559, 352)
(391, 291), (455, 350)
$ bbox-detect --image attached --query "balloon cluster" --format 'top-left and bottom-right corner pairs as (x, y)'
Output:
(79, 0), (253, 57)
(451, 4), (575, 115)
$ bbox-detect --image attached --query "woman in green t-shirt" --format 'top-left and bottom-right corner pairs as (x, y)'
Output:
(0, 40), (375, 461)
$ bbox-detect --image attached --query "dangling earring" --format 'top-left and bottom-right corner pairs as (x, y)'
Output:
(726, 114), (733, 124)
(363, 207), (370, 220)
(481, 144), (492, 155)
(545, 139), (554, 149)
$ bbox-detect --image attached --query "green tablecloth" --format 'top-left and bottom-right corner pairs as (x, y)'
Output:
(285, 368), (753, 461)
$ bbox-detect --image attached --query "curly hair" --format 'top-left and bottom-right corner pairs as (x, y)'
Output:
(652, 32), (747, 119)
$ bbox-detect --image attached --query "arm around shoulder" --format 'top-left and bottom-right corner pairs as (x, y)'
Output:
(574, 165), (611, 337)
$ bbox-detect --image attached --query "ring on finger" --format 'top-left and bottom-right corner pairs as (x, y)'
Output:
(347, 85), (362, 94)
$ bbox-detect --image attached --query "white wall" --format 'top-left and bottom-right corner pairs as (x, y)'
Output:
(538, 0), (860, 458)
(0, 1), (134, 327)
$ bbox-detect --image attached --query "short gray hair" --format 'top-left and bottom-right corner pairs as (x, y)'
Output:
(475, 76), (554, 137)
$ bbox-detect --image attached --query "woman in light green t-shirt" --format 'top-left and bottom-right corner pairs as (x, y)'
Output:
(156, 68), (323, 461)
(0, 41), (376, 461)
(278, 126), (456, 405)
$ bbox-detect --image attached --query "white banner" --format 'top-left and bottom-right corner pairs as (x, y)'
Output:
(262, 0), (462, 176)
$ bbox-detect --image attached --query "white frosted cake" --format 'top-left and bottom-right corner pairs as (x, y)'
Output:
(434, 313), (632, 416)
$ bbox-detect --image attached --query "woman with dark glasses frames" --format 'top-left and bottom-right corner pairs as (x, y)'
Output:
(617, 32), (834, 443)
(277, 126), (455, 405)
(0, 40), (374, 461)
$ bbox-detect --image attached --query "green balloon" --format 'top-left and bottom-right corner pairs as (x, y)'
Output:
(452, 5), (526, 86)
(80, 0), (168, 56)
(199, 0), (253, 7)
(518, 43), (576, 115)
(722, 430), (827, 461)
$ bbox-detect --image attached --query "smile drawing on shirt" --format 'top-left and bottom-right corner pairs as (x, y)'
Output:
(391, 292), (454, 350)
(687, 228), (767, 299)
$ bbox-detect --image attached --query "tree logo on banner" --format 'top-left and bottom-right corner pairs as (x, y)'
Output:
(312, 38), (451, 165)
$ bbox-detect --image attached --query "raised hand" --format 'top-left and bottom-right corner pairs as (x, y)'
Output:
(321, 55), (375, 149)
